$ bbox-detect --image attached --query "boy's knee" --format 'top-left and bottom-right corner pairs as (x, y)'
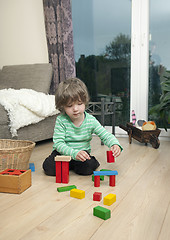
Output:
(42, 160), (55, 176)
(42, 151), (57, 176)
(74, 166), (93, 175)
(74, 158), (99, 175)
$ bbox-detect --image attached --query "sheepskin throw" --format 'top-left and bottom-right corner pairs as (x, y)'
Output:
(0, 88), (59, 137)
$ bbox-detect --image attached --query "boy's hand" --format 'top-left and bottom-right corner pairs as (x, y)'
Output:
(110, 145), (121, 158)
(76, 150), (91, 162)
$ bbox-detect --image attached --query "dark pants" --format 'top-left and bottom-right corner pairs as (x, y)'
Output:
(42, 150), (100, 176)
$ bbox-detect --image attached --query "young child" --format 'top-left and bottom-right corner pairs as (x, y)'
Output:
(43, 77), (123, 176)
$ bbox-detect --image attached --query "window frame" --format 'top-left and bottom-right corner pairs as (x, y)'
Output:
(129, 0), (169, 138)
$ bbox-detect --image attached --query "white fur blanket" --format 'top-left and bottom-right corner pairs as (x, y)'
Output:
(0, 88), (59, 137)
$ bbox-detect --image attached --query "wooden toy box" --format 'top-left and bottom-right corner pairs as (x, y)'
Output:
(0, 169), (31, 194)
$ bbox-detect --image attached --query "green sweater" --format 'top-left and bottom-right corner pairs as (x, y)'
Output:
(53, 111), (123, 160)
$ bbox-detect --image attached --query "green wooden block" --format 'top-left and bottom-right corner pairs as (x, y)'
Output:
(57, 185), (77, 192)
(100, 169), (111, 172)
(92, 174), (104, 182)
(93, 206), (111, 220)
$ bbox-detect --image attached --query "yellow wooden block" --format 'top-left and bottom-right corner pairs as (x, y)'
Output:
(70, 189), (85, 199)
(103, 193), (116, 206)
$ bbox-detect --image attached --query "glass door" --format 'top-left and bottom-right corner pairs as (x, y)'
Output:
(149, 0), (170, 131)
(72, 0), (131, 126)
(72, 0), (170, 136)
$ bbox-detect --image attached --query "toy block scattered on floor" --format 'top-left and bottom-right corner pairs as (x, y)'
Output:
(57, 185), (77, 192)
(93, 192), (102, 201)
(103, 193), (116, 206)
(0, 169), (31, 194)
(55, 156), (71, 184)
(29, 163), (35, 172)
(107, 151), (115, 163)
(70, 189), (85, 199)
(93, 206), (111, 220)
(93, 170), (118, 187)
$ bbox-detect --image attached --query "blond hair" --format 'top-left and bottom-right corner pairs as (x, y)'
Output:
(55, 78), (90, 112)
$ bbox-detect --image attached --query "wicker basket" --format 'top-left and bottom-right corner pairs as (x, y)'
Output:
(0, 139), (35, 171)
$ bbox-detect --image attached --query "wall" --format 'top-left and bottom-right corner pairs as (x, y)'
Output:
(0, 0), (48, 69)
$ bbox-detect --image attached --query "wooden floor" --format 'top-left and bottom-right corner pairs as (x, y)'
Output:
(0, 136), (170, 240)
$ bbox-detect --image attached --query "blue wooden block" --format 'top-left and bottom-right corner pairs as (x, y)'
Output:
(93, 170), (118, 176)
(29, 163), (35, 172)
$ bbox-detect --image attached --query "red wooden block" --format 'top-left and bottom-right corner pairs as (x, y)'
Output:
(107, 151), (115, 163)
(55, 161), (61, 183)
(93, 192), (102, 201)
(109, 175), (116, 186)
(62, 161), (69, 183)
(94, 175), (100, 187)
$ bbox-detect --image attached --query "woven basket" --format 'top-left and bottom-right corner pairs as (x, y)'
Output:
(0, 139), (35, 171)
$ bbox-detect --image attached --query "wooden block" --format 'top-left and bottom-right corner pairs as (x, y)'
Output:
(70, 189), (85, 199)
(94, 175), (100, 187)
(93, 192), (102, 201)
(103, 193), (116, 206)
(29, 163), (35, 172)
(62, 161), (69, 183)
(109, 175), (116, 186)
(93, 170), (118, 176)
(100, 169), (111, 172)
(55, 156), (71, 162)
(57, 185), (77, 192)
(55, 161), (61, 183)
(107, 151), (115, 163)
(93, 206), (111, 220)
(0, 169), (31, 194)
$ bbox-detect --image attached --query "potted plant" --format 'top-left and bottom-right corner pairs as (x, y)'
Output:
(149, 70), (170, 131)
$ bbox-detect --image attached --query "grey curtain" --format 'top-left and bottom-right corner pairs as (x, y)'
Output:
(43, 0), (76, 94)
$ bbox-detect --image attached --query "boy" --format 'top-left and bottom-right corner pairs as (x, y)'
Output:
(43, 78), (123, 176)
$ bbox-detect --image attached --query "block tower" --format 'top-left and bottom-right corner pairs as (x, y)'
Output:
(55, 156), (71, 184)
